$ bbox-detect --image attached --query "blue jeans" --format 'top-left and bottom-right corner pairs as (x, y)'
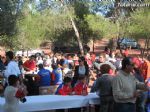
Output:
(114, 102), (136, 112)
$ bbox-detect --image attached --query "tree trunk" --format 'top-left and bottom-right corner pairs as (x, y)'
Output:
(93, 39), (95, 52)
(141, 37), (149, 59)
(60, 0), (84, 55)
(114, 0), (121, 18)
(146, 37), (150, 56)
(70, 17), (84, 55)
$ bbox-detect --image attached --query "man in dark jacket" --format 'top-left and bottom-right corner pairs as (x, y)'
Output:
(95, 64), (114, 112)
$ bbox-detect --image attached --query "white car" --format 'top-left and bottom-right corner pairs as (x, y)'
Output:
(118, 38), (140, 49)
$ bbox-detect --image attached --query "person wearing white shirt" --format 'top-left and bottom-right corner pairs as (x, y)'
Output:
(4, 51), (21, 83)
(94, 53), (116, 75)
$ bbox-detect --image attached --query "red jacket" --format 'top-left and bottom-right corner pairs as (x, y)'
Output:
(57, 84), (72, 95)
(23, 60), (36, 71)
(73, 82), (88, 95)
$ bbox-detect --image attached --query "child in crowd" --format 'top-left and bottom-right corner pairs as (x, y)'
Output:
(70, 76), (88, 112)
(73, 76), (88, 96)
(4, 75), (27, 112)
(55, 77), (72, 112)
(55, 77), (72, 95)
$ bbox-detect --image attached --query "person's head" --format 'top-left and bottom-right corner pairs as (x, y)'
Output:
(79, 56), (85, 61)
(78, 59), (84, 66)
(52, 64), (58, 69)
(8, 75), (19, 86)
(30, 55), (35, 61)
(63, 77), (72, 85)
(18, 56), (22, 60)
(121, 57), (134, 73)
(104, 47), (110, 54)
(56, 54), (61, 60)
(100, 64), (111, 74)
(43, 60), (49, 67)
(115, 52), (122, 59)
(99, 53), (106, 63)
(61, 54), (67, 59)
(78, 76), (86, 84)
(38, 64), (44, 70)
(6, 51), (14, 61)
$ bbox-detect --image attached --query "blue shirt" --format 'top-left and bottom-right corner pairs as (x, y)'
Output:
(38, 68), (51, 86)
(52, 68), (63, 85)
(55, 83), (64, 94)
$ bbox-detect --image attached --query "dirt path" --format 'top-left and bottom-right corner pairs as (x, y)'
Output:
(93, 38), (141, 56)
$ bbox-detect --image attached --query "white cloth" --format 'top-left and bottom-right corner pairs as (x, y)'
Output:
(114, 59), (122, 69)
(3, 86), (19, 112)
(37, 60), (43, 65)
(4, 61), (21, 78)
(0, 93), (99, 112)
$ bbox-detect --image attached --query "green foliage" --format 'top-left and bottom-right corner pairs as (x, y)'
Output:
(16, 7), (73, 49)
(126, 8), (150, 39)
(0, 0), (19, 36)
(0, 0), (150, 51)
(85, 14), (118, 40)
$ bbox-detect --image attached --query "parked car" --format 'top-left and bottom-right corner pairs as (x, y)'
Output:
(117, 38), (140, 49)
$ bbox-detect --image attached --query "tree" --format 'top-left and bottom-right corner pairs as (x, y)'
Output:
(0, 0), (22, 36)
(0, 0), (25, 49)
(16, 3), (72, 49)
(85, 14), (118, 39)
(126, 8), (150, 57)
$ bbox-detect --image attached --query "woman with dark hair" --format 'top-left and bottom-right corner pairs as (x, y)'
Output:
(4, 75), (27, 112)
(112, 57), (148, 112)
(72, 58), (89, 87)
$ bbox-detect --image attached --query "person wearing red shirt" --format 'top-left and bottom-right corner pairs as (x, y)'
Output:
(55, 77), (72, 112)
(123, 48), (129, 57)
(140, 55), (150, 80)
(56, 77), (72, 95)
(23, 55), (36, 71)
(70, 76), (88, 112)
(146, 55), (150, 80)
(23, 55), (37, 95)
(73, 76), (88, 96)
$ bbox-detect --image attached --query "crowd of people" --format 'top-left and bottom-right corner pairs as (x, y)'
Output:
(0, 48), (150, 112)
